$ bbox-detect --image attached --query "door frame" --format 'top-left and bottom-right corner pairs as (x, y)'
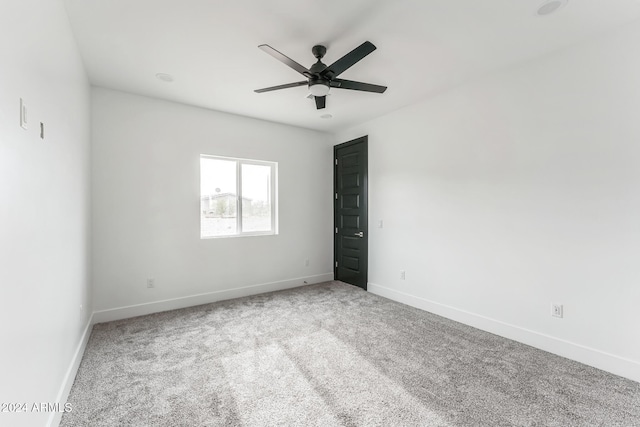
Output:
(334, 136), (368, 289)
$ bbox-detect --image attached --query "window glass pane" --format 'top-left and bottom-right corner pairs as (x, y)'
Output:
(241, 163), (272, 232)
(200, 157), (237, 237)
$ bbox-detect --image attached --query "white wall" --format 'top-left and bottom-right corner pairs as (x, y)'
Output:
(0, 1), (92, 426)
(91, 88), (333, 317)
(337, 20), (640, 382)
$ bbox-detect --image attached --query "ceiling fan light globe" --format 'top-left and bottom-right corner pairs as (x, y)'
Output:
(309, 83), (330, 97)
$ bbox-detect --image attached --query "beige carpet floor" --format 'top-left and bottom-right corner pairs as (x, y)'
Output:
(61, 281), (640, 426)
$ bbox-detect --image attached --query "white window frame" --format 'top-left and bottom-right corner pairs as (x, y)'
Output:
(200, 154), (278, 239)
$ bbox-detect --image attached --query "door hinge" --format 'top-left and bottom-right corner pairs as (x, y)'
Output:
(335, 227), (338, 234)
(335, 158), (338, 165)
(335, 261), (338, 268)
(335, 193), (338, 200)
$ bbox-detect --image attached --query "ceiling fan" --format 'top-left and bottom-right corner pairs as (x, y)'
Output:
(254, 41), (387, 110)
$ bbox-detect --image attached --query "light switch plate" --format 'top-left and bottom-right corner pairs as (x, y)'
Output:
(20, 98), (27, 130)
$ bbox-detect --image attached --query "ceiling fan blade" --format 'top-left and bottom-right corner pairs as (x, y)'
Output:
(315, 95), (326, 109)
(330, 79), (387, 93)
(254, 81), (308, 93)
(258, 45), (312, 77)
(321, 41), (376, 78)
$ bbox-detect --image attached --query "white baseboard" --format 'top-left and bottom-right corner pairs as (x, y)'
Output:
(92, 273), (334, 324)
(47, 313), (94, 427)
(368, 282), (640, 383)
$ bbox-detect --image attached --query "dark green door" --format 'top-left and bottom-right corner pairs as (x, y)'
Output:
(334, 136), (368, 290)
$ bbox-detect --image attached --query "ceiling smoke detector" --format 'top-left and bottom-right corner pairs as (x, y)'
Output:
(536, 0), (568, 16)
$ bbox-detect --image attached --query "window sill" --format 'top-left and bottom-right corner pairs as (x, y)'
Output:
(200, 231), (278, 239)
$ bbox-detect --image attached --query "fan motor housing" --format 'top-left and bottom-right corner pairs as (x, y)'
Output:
(308, 76), (330, 89)
(309, 61), (327, 74)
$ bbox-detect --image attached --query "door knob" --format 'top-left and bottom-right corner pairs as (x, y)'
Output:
(354, 231), (364, 237)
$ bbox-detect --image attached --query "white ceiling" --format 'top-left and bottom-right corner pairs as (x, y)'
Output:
(62, 0), (640, 132)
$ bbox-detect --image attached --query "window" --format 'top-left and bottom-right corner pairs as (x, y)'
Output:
(200, 155), (277, 238)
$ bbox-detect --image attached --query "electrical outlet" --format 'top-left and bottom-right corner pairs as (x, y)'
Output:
(551, 303), (563, 318)
(378, 220), (384, 228)
(400, 270), (406, 280)
(147, 278), (155, 288)
(304, 259), (310, 267)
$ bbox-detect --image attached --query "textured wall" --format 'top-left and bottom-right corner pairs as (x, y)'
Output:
(0, 0), (92, 426)
(336, 20), (640, 382)
(91, 88), (334, 312)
